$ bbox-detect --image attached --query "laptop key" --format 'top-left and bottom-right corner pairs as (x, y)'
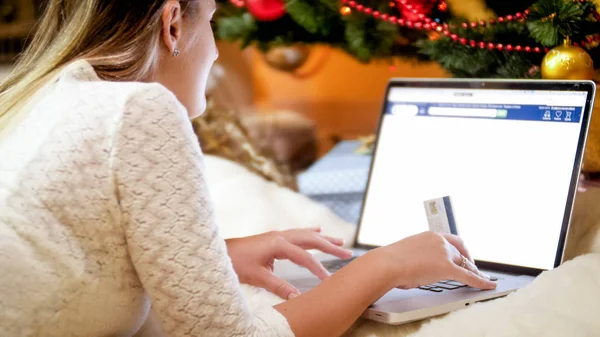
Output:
(428, 288), (444, 292)
(432, 283), (460, 290)
(443, 280), (467, 287)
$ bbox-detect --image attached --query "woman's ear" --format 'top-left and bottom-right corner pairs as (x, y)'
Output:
(161, 0), (183, 55)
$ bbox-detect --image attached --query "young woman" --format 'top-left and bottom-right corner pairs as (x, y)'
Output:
(0, 1), (495, 336)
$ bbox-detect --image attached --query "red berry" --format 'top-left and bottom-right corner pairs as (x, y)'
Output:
(515, 45), (522, 51)
(496, 43), (504, 51)
(534, 47), (541, 53)
(479, 42), (486, 48)
(498, 17), (505, 23)
(506, 44), (514, 51)
(525, 46), (532, 52)
(462, 22), (468, 28)
(506, 15), (513, 21)
(460, 38), (467, 44)
(470, 40), (477, 47)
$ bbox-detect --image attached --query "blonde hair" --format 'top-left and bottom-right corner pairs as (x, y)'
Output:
(0, 0), (197, 134)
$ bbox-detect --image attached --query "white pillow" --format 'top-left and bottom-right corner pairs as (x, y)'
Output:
(203, 154), (356, 246)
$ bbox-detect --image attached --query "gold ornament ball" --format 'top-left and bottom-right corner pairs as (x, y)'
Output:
(263, 45), (311, 72)
(340, 6), (352, 16)
(541, 40), (595, 80)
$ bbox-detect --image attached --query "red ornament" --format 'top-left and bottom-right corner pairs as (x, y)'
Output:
(496, 43), (504, 51)
(487, 42), (495, 50)
(470, 40), (476, 47)
(479, 41), (486, 49)
(459, 38), (467, 45)
(470, 22), (478, 28)
(479, 20), (486, 26)
(398, 0), (436, 22)
(246, 0), (286, 21)
(515, 45), (522, 51)
(524, 46), (531, 52)
(506, 44), (514, 51)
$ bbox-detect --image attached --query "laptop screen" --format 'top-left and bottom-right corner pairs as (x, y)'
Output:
(357, 83), (592, 271)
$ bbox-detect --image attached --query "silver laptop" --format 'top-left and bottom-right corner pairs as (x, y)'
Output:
(278, 79), (595, 325)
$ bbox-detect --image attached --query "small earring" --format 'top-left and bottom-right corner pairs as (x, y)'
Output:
(173, 49), (180, 57)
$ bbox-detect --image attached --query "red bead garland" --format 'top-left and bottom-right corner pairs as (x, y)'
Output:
(338, 0), (600, 53)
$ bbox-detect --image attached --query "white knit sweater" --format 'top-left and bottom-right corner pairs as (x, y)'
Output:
(0, 60), (294, 337)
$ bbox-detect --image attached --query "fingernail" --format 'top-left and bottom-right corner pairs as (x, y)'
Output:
(481, 272), (491, 280)
(288, 293), (299, 300)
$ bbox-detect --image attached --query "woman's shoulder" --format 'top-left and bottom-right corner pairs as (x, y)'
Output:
(57, 60), (188, 122)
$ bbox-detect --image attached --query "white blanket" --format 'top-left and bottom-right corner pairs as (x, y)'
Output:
(206, 155), (600, 337)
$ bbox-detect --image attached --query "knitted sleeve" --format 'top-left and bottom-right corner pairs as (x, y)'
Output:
(110, 84), (294, 337)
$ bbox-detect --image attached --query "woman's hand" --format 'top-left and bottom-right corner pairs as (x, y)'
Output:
(225, 228), (353, 300)
(378, 231), (496, 290)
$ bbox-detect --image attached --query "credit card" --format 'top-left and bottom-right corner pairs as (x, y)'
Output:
(423, 196), (458, 235)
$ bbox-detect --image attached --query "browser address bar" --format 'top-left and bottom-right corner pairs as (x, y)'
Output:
(428, 107), (506, 118)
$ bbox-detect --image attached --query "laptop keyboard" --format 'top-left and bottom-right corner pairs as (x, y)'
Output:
(322, 258), (468, 293)
(322, 257), (357, 272)
(418, 280), (467, 292)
